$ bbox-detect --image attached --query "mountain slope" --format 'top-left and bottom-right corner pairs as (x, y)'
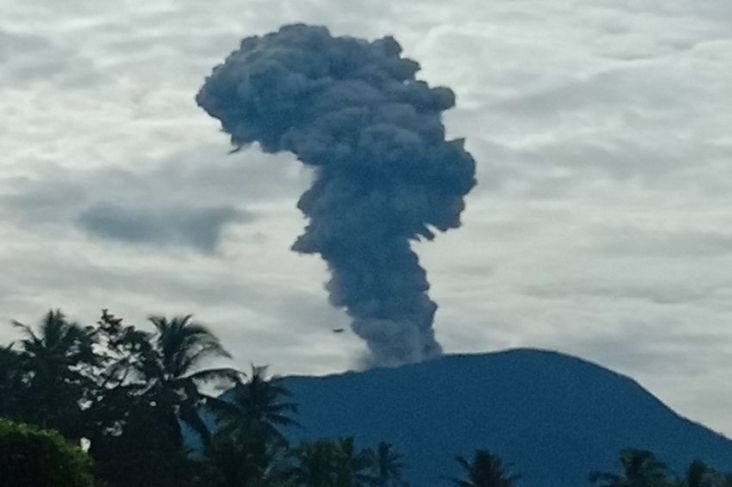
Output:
(281, 348), (732, 486)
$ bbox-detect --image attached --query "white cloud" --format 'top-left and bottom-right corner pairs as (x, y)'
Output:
(1, 0), (731, 435)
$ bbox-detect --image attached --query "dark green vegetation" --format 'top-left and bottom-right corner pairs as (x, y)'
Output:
(0, 309), (730, 486)
(450, 449), (520, 487)
(0, 310), (408, 487)
(589, 449), (732, 487)
(0, 419), (94, 487)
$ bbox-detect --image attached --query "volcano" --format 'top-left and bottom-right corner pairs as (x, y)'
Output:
(279, 348), (732, 486)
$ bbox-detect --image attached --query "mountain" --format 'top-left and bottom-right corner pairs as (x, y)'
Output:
(279, 348), (732, 486)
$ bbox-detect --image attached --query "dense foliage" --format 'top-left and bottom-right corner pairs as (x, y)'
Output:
(589, 449), (732, 487)
(0, 419), (94, 487)
(0, 309), (730, 486)
(451, 449), (520, 487)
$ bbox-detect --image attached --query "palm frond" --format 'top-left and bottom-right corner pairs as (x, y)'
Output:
(11, 320), (39, 343)
(183, 366), (242, 384)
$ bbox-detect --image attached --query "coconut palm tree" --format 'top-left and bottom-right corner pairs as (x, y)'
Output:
(202, 422), (294, 487)
(141, 315), (241, 445)
(10, 310), (96, 435)
(372, 441), (407, 487)
(207, 364), (299, 444)
(90, 314), (240, 487)
(202, 365), (304, 486)
(451, 449), (520, 487)
(589, 449), (670, 487)
(0, 345), (24, 418)
(290, 440), (341, 487)
(680, 460), (732, 487)
(334, 437), (376, 487)
(275, 437), (379, 487)
(684, 461), (713, 487)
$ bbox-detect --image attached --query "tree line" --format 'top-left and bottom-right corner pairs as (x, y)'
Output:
(0, 310), (730, 486)
(0, 309), (410, 486)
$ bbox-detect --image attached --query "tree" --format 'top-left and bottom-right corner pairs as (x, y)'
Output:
(681, 460), (732, 487)
(451, 449), (520, 487)
(10, 310), (96, 437)
(207, 365), (299, 444)
(590, 449), (670, 487)
(372, 441), (407, 487)
(291, 439), (342, 487)
(82, 309), (156, 440)
(201, 424), (292, 487)
(0, 345), (23, 418)
(685, 461), (714, 487)
(142, 314), (240, 445)
(334, 437), (377, 487)
(203, 365), (299, 486)
(290, 438), (378, 487)
(0, 419), (94, 487)
(85, 312), (238, 487)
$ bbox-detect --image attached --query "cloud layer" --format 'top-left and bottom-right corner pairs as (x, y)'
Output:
(77, 203), (249, 252)
(1, 0), (731, 434)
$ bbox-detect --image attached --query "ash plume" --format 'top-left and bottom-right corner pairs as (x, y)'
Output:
(196, 24), (476, 365)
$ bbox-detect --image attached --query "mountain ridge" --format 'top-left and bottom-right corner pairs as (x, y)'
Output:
(278, 348), (732, 486)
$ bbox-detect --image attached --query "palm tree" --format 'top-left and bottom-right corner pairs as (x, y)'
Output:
(202, 365), (302, 486)
(681, 460), (732, 487)
(589, 449), (670, 487)
(372, 441), (407, 487)
(334, 437), (376, 487)
(11, 310), (96, 435)
(451, 449), (520, 487)
(288, 437), (379, 487)
(0, 345), (24, 417)
(685, 461), (712, 487)
(141, 315), (241, 445)
(291, 440), (341, 487)
(207, 364), (299, 444)
(90, 314), (239, 487)
(202, 423), (293, 487)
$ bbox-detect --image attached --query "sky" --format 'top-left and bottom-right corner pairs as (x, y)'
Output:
(1, 1), (731, 435)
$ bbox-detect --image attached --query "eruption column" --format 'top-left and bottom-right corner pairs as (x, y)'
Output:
(196, 24), (476, 365)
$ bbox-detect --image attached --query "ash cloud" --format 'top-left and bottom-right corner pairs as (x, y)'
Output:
(196, 24), (476, 365)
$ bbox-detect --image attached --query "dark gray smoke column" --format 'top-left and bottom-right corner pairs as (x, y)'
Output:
(196, 24), (476, 365)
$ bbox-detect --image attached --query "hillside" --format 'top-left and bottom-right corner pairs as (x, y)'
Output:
(280, 349), (732, 486)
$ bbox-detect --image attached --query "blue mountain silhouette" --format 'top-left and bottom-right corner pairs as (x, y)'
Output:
(278, 348), (732, 486)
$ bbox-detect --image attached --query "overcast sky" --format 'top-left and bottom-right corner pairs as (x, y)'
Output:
(1, 1), (731, 435)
